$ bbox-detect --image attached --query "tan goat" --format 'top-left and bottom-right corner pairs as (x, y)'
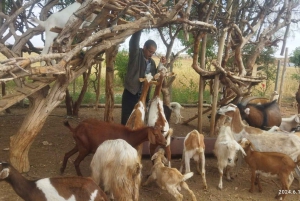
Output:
(240, 138), (300, 201)
(143, 148), (197, 201)
(179, 130), (207, 190)
(126, 73), (158, 159)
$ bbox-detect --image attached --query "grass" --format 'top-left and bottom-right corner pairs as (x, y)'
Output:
(1, 53), (299, 105)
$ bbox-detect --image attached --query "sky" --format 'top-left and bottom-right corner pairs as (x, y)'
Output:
(8, 28), (300, 58)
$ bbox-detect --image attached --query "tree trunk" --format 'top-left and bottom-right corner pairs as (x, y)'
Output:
(73, 69), (92, 116)
(65, 89), (73, 115)
(104, 46), (117, 122)
(94, 63), (102, 110)
(10, 77), (68, 172)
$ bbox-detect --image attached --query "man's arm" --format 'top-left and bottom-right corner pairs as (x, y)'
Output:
(129, 30), (142, 56)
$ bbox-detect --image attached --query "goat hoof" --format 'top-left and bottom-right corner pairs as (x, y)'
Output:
(248, 189), (253, 193)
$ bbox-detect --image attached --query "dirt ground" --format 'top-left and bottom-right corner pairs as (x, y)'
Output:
(0, 103), (300, 201)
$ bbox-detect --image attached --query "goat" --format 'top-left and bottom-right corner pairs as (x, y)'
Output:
(239, 138), (300, 200)
(147, 71), (172, 167)
(217, 103), (300, 186)
(91, 139), (142, 201)
(237, 100), (282, 129)
(31, 1), (96, 65)
(170, 102), (184, 124)
(126, 73), (157, 159)
(279, 114), (300, 132)
(142, 148), (197, 201)
(0, 162), (107, 201)
(61, 119), (166, 176)
(213, 119), (246, 190)
(179, 130), (207, 190)
(270, 90), (279, 101)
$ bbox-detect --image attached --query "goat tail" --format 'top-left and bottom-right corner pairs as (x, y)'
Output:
(30, 17), (46, 28)
(182, 172), (194, 182)
(63, 120), (75, 132)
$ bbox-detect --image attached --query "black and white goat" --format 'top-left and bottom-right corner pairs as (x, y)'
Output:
(0, 162), (107, 201)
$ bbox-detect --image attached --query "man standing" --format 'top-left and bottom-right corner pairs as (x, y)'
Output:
(121, 30), (164, 125)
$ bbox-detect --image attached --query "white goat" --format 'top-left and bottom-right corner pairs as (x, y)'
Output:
(31, 2), (96, 65)
(270, 90), (279, 101)
(279, 114), (300, 132)
(170, 102), (184, 124)
(90, 139), (142, 201)
(213, 118), (246, 190)
(179, 130), (207, 190)
(0, 162), (107, 201)
(143, 148), (197, 201)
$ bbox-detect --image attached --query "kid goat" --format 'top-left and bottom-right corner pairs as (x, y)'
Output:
(240, 138), (300, 201)
(279, 114), (300, 132)
(170, 102), (184, 124)
(0, 162), (107, 201)
(213, 118), (246, 190)
(61, 120), (166, 176)
(179, 129), (207, 190)
(91, 139), (142, 201)
(143, 148), (197, 201)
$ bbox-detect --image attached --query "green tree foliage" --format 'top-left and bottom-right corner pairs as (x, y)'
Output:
(115, 49), (129, 84)
(290, 47), (300, 81)
(290, 47), (300, 66)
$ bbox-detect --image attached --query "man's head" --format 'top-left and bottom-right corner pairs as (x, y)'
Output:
(143, 40), (157, 60)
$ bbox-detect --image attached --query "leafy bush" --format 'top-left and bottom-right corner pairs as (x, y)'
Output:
(115, 50), (129, 84)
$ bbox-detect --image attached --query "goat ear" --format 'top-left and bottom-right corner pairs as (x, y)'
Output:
(239, 145), (247, 156)
(0, 168), (9, 179)
(151, 153), (158, 161)
(162, 156), (168, 165)
(244, 108), (250, 115)
(148, 129), (156, 144)
(295, 115), (300, 123)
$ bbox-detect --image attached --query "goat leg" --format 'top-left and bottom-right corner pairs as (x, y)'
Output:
(73, 151), (89, 176)
(249, 169), (256, 193)
(164, 145), (171, 167)
(200, 152), (208, 190)
(218, 166), (223, 190)
(181, 181), (197, 201)
(60, 146), (78, 174)
(256, 173), (262, 192)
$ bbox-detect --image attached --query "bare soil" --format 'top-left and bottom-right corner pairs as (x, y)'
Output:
(0, 103), (300, 201)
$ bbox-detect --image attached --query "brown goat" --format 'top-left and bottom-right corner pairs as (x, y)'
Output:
(240, 138), (300, 200)
(237, 100), (281, 129)
(61, 119), (167, 176)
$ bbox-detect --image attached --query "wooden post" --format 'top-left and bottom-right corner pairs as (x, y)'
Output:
(95, 62), (102, 110)
(278, 48), (288, 106)
(210, 74), (220, 136)
(198, 34), (208, 132)
(274, 60), (280, 91)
